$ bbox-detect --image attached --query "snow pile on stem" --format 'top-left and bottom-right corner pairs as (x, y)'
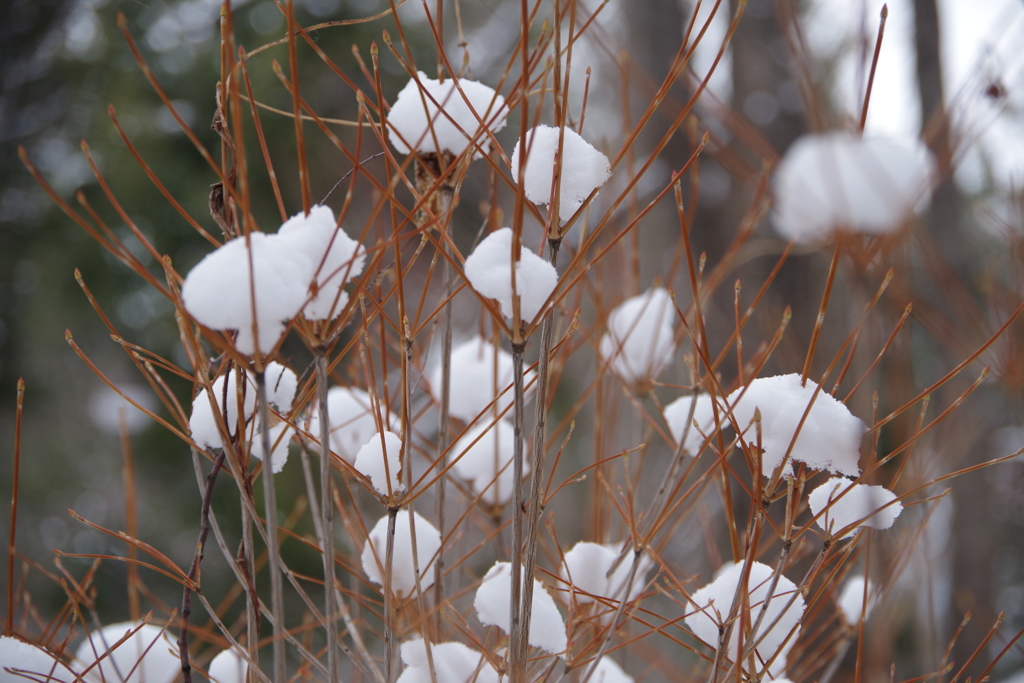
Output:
(361, 511), (440, 596)
(599, 288), (676, 384)
(190, 362), (295, 451)
(277, 204), (364, 321)
(396, 639), (500, 683)
(207, 648), (247, 683)
(686, 561), (805, 678)
(837, 575), (877, 625)
(808, 478), (903, 539)
(307, 386), (398, 462)
(182, 231), (310, 355)
(450, 420), (525, 505)
(589, 657), (635, 683)
(388, 73), (508, 158)
(73, 622), (179, 683)
(663, 392), (719, 455)
(0, 636), (76, 682)
(354, 431), (405, 496)
(473, 561), (567, 654)
(511, 125), (611, 222)
(189, 368), (255, 450)
(727, 374), (865, 478)
(429, 336), (535, 422)
(773, 132), (933, 243)
(252, 421), (292, 474)
(560, 542), (651, 613)
(189, 363), (297, 471)
(463, 228), (557, 322)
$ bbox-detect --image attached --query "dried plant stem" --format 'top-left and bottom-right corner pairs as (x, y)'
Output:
(240, 463), (260, 682)
(508, 340), (528, 683)
(6, 378), (24, 635)
(177, 450), (226, 683)
(256, 372), (286, 683)
(315, 348), (339, 682)
(383, 505), (399, 683)
(511, 239), (561, 670)
(433, 206), (455, 634)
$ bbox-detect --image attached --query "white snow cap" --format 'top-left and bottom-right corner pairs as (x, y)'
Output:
(589, 657), (635, 683)
(190, 362), (296, 453)
(685, 561), (805, 678)
(428, 336), (535, 423)
(360, 511), (441, 597)
(599, 288), (676, 384)
(396, 639), (500, 683)
(727, 374), (865, 479)
(73, 622), (179, 683)
(807, 478), (903, 540)
(473, 561), (567, 655)
(277, 204), (365, 321)
(207, 648), (247, 683)
(354, 431), (405, 496)
(252, 421), (293, 473)
(450, 419), (526, 505)
(773, 132), (934, 243)
(388, 73), (508, 159)
(511, 125), (612, 222)
(264, 362), (298, 413)
(307, 386), (398, 462)
(837, 575), (877, 625)
(463, 228), (558, 322)
(560, 542), (651, 612)
(190, 368), (255, 450)
(0, 636), (76, 683)
(182, 231), (310, 355)
(663, 392), (719, 455)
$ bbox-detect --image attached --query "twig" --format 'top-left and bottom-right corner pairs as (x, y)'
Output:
(177, 450), (226, 683)
(256, 371), (286, 682)
(315, 348), (340, 682)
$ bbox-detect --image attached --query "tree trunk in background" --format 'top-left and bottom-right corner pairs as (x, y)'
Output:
(912, 0), (994, 676)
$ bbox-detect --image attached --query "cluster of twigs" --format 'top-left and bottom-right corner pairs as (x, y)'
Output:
(6, 1), (1024, 682)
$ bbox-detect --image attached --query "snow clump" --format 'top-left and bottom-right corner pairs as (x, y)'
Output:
(449, 420), (525, 505)
(560, 542), (651, 608)
(189, 368), (255, 450)
(307, 386), (398, 462)
(599, 288), (676, 384)
(207, 648), (247, 683)
(473, 561), (567, 655)
(182, 231), (311, 356)
(807, 477), (903, 539)
(663, 392), (719, 455)
(0, 636), (77, 682)
(361, 511), (441, 596)
(73, 622), (179, 683)
(589, 657), (635, 683)
(511, 125), (612, 222)
(773, 132), (933, 243)
(396, 638), (500, 683)
(727, 374), (865, 478)
(463, 228), (558, 322)
(189, 363), (297, 471)
(428, 336), (535, 422)
(685, 561), (805, 678)
(251, 421), (293, 473)
(354, 431), (405, 496)
(388, 73), (508, 159)
(837, 575), (877, 625)
(277, 204), (364, 321)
